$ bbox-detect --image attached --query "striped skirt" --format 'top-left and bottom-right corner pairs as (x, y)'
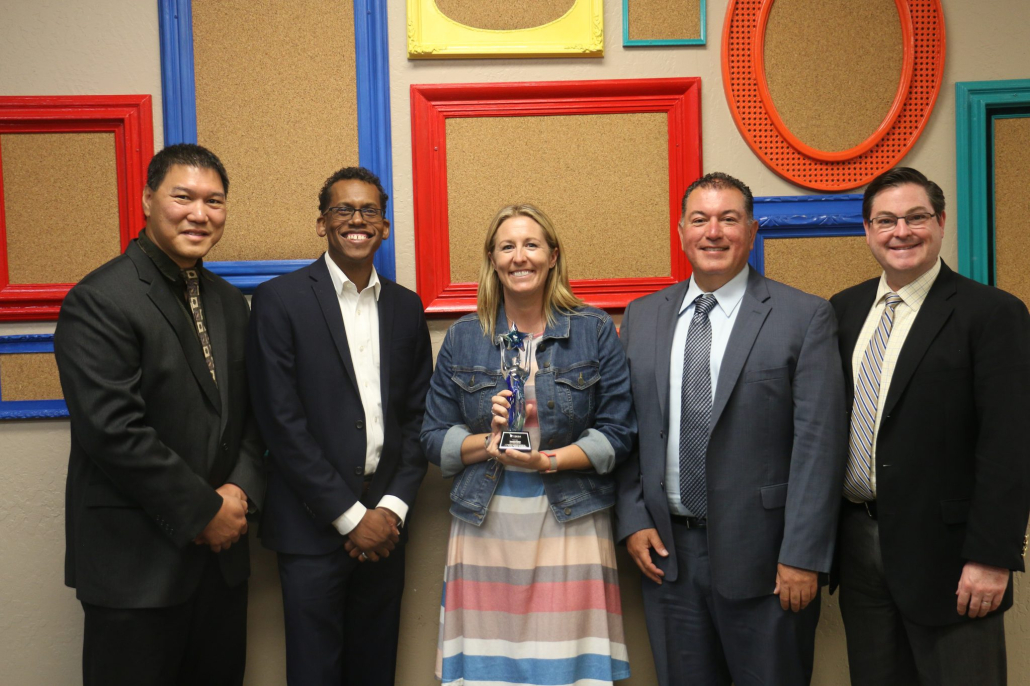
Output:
(436, 466), (630, 686)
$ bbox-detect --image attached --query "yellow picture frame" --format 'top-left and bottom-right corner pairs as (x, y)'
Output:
(407, 0), (604, 59)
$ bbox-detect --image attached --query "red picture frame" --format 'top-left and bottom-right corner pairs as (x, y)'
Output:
(410, 78), (702, 315)
(0, 95), (153, 321)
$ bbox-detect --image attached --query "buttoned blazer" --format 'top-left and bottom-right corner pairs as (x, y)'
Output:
(615, 268), (847, 599)
(247, 256), (432, 555)
(55, 241), (265, 609)
(830, 262), (1030, 625)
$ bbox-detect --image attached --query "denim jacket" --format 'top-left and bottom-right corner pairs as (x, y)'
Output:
(421, 304), (636, 526)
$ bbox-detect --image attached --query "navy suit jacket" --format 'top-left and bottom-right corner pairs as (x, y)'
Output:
(247, 256), (432, 555)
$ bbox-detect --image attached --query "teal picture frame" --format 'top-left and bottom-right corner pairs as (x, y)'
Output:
(955, 79), (1030, 284)
(623, 0), (706, 46)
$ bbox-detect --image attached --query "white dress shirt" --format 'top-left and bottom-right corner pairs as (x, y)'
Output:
(323, 254), (409, 535)
(851, 258), (941, 497)
(665, 266), (750, 516)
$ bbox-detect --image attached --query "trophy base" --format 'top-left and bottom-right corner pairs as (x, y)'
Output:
(499, 431), (532, 452)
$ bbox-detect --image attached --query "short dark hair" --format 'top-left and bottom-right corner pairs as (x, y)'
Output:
(681, 172), (755, 220)
(146, 143), (229, 194)
(318, 166), (389, 214)
(862, 167), (945, 222)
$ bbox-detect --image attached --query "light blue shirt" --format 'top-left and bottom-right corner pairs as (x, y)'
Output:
(665, 265), (750, 515)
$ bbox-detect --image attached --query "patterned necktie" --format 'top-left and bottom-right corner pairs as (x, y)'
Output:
(843, 292), (902, 502)
(183, 268), (217, 385)
(680, 294), (718, 518)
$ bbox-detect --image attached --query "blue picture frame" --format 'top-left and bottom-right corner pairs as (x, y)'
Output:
(158, 0), (396, 289)
(749, 194), (865, 274)
(622, 0), (706, 47)
(955, 79), (1030, 285)
(0, 335), (68, 420)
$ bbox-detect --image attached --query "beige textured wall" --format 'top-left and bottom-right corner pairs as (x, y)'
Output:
(3, 0), (1030, 684)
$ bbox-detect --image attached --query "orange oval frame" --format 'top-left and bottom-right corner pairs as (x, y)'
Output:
(723, 0), (946, 191)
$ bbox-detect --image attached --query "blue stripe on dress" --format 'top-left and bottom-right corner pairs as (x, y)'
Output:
(441, 654), (631, 684)
(495, 469), (547, 498)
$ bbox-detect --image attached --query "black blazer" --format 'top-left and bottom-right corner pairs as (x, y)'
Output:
(246, 256), (432, 555)
(55, 241), (265, 609)
(831, 262), (1030, 625)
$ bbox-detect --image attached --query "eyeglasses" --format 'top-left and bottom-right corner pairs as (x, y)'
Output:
(322, 205), (384, 222)
(869, 212), (937, 232)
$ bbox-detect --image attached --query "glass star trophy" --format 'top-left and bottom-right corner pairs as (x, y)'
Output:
(497, 322), (534, 452)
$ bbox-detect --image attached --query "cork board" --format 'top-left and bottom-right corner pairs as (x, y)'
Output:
(993, 116), (1030, 309)
(445, 113), (670, 283)
(192, 0), (359, 262)
(435, 0), (575, 30)
(628, 0), (702, 41)
(0, 353), (63, 402)
(763, 236), (881, 300)
(0, 133), (121, 284)
(764, 0), (902, 153)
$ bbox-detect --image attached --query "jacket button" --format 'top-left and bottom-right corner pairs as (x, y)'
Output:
(543, 361), (550, 368)
(222, 442), (229, 452)
(356, 420), (364, 430)
(547, 400), (555, 409)
(659, 431), (665, 439)
(354, 466), (363, 476)
(564, 508), (572, 515)
(660, 480), (665, 489)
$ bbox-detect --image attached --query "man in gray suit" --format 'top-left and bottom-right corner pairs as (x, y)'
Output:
(615, 172), (847, 685)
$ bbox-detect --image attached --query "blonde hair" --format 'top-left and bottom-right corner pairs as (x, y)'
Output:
(476, 204), (584, 337)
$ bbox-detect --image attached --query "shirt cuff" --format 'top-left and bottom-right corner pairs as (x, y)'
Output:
(574, 428), (616, 475)
(332, 500), (368, 536)
(440, 424), (472, 478)
(376, 496), (409, 527)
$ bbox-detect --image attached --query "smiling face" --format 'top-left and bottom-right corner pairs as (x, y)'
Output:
(864, 182), (945, 291)
(316, 178), (390, 280)
(678, 185), (757, 292)
(142, 164), (226, 268)
(489, 215), (557, 305)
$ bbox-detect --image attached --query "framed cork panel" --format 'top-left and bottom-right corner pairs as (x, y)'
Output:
(623, 0), (706, 46)
(0, 335), (67, 419)
(158, 0), (397, 287)
(749, 195), (877, 298)
(411, 78), (701, 315)
(407, 0), (603, 59)
(722, 0), (945, 191)
(955, 79), (1030, 287)
(991, 115), (1030, 309)
(0, 96), (153, 321)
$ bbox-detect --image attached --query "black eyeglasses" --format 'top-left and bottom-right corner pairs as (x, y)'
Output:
(869, 212), (937, 232)
(322, 205), (384, 222)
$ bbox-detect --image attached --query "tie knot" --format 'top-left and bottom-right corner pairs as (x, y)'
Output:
(694, 294), (717, 316)
(884, 292), (902, 309)
(182, 268), (199, 284)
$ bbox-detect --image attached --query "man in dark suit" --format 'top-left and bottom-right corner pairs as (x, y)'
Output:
(616, 172), (847, 685)
(54, 143), (265, 686)
(830, 167), (1030, 685)
(247, 166), (432, 686)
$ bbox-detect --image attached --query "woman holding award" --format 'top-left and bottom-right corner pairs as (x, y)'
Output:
(422, 204), (636, 685)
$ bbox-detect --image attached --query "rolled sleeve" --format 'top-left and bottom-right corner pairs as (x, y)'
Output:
(575, 428), (617, 475)
(440, 424), (472, 478)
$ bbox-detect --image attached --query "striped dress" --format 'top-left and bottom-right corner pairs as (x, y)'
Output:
(436, 355), (630, 685)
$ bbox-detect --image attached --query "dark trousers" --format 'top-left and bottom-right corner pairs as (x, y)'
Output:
(642, 522), (820, 686)
(82, 554), (248, 686)
(839, 505), (1006, 686)
(277, 541), (406, 686)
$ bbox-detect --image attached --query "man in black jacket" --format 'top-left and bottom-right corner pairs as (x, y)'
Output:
(55, 143), (264, 686)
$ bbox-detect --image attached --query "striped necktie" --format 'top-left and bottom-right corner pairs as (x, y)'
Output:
(843, 292), (902, 502)
(679, 293), (718, 518)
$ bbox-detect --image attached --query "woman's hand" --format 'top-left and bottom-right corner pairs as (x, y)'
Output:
(486, 390), (512, 460)
(497, 447), (549, 471)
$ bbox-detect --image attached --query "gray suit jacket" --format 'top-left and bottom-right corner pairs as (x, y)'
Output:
(615, 268), (847, 599)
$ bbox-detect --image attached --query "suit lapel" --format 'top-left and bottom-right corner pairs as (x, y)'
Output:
(310, 256), (359, 391)
(711, 270), (770, 429)
(377, 281), (393, 415)
(882, 266), (956, 416)
(202, 275), (230, 432)
(130, 245), (222, 412)
(655, 280), (690, 427)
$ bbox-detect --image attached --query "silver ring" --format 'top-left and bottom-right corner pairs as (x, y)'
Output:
(981, 599), (991, 605)
(360, 552), (368, 560)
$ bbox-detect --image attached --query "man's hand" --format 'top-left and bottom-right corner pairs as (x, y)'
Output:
(774, 563), (818, 612)
(626, 528), (668, 584)
(956, 561), (1009, 618)
(194, 489), (248, 552)
(346, 508), (400, 562)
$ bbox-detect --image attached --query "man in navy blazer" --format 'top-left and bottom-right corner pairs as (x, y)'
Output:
(247, 166), (432, 685)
